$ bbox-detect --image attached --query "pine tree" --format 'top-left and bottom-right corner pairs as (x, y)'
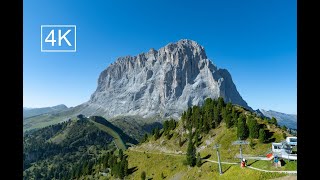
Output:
(143, 133), (148, 143)
(259, 129), (267, 143)
(282, 125), (287, 131)
(192, 106), (201, 130)
(181, 111), (186, 126)
(179, 137), (183, 147)
(225, 114), (233, 128)
(237, 114), (249, 140)
(282, 132), (287, 139)
(217, 97), (225, 110)
(123, 157), (128, 176)
(270, 117), (278, 126)
(119, 157), (125, 179)
(248, 116), (259, 139)
(203, 98), (214, 131)
(186, 132), (196, 166)
(231, 107), (238, 125)
(169, 119), (176, 130)
(186, 107), (193, 129)
(119, 149), (123, 160)
(163, 120), (169, 133)
(214, 106), (221, 127)
(194, 131), (200, 147)
(154, 127), (160, 140)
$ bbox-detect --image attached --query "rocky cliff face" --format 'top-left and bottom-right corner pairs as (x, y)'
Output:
(80, 39), (252, 119)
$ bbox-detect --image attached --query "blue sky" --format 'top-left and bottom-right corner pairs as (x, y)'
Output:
(23, 0), (296, 114)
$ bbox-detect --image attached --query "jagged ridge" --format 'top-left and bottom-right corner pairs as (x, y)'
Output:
(79, 39), (252, 119)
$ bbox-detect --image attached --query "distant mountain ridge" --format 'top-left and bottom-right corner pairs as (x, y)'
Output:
(23, 104), (68, 119)
(259, 109), (297, 129)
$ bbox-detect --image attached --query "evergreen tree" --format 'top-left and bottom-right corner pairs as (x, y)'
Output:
(214, 106), (221, 127)
(203, 98), (214, 131)
(259, 129), (267, 143)
(179, 137), (183, 147)
(143, 133), (148, 143)
(225, 114), (233, 128)
(186, 132), (196, 166)
(163, 120), (169, 133)
(248, 116), (259, 139)
(181, 111), (186, 126)
(231, 107), (238, 125)
(270, 117), (278, 126)
(282, 132), (287, 139)
(119, 149), (124, 160)
(169, 119), (176, 130)
(161, 172), (165, 179)
(154, 127), (160, 140)
(194, 131), (200, 147)
(192, 106), (201, 130)
(186, 107), (193, 129)
(123, 157), (128, 176)
(221, 107), (226, 122)
(196, 152), (201, 167)
(237, 114), (249, 140)
(282, 125), (287, 131)
(119, 160), (125, 179)
(225, 102), (233, 113)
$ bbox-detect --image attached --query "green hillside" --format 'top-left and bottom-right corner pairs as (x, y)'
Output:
(125, 98), (297, 179)
(23, 98), (297, 179)
(23, 115), (138, 179)
(23, 105), (84, 132)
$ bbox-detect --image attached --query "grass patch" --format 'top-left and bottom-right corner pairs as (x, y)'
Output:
(126, 150), (287, 180)
(250, 160), (297, 171)
(90, 120), (126, 150)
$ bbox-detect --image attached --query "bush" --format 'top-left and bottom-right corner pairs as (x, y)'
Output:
(282, 132), (287, 139)
(259, 129), (267, 143)
(249, 138), (256, 149)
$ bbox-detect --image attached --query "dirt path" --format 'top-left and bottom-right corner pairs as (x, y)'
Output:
(128, 149), (297, 174)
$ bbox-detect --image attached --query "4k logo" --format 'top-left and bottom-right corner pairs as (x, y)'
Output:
(41, 25), (76, 52)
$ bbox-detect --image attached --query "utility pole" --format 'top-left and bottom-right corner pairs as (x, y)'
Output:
(232, 139), (249, 163)
(213, 144), (222, 175)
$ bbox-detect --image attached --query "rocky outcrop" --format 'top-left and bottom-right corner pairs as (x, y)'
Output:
(79, 39), (252, 119)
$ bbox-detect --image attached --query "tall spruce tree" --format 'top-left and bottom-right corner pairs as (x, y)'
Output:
(214, 106), (221, 127)
(204, 98), (214, 131)
(237, 114), (249, 140)
(186, 132), (196, 166)
(270, 117), (278, 126)
(259, 129), (267, 143)
(248, 116), (259, 139)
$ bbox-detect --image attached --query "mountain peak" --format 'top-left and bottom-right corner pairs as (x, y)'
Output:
(176, 39), (202, 46)
(160, 39), (207, 60)
(83, 40), (251, 119)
